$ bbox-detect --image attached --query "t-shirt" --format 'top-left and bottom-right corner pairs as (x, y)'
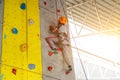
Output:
(58, 25), (67, 34)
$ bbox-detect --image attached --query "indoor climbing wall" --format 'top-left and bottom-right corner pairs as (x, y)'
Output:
(0, 0), (42, 80)
(40, 0), (75, 80)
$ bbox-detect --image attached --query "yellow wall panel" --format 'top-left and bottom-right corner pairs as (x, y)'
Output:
(27, 0), (42, 74)
(28, 72), (42, 80)
(1, 65), (29, 80)
(1, 0), (28, 79)
(2, 0), (27, 68)
(1, 0), (42, 80)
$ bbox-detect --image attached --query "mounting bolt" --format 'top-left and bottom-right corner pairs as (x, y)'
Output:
(28, 19), (34, 25)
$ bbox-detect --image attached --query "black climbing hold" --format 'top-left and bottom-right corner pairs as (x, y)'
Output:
(20, 3), (26, 10)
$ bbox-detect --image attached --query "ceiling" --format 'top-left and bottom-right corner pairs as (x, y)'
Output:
(65, 1), (120, 78)
(65, 0), (120, 37)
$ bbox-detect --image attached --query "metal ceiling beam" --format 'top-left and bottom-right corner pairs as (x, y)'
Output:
(68, 12), (120, 36)
(102, 0), (120, 15)
(72, 46), (114, 64)
(69, 1), (120, 28)
(93, 0), (103, 31)
(68, 10), (118, 31)
(95, 0), (120, 32)
(66, 0), (120, 36)
(67, 0), (120, 25)
(71, 28), (120, 38)
(96, 0), (120, 21)
(68, 13), (99, 30)
(72, 46), (120, 73)
(67, 1), (120, 33)
(69, 2), (92, 35)
(68, 18), (95, 32)
(67, 0), (92, 9)
(68, 10), (100, 26)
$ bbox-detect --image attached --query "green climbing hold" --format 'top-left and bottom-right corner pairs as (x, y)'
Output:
(0, 74), (4, 80)
(4, 34), (7, 39)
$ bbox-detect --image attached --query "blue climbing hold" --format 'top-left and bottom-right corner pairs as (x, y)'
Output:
(28, 64), (35, 70)
(4, 34), (7, 39)
(20, 3), (26, 10)
(12, 28), (18, 34)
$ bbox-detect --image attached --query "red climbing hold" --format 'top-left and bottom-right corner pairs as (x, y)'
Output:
(58, 48), (62, 52)
(48, 66), (53, 71)
(12, 68), (17, 75)
(57, 9), (60, 13)
(48, 51), (53, 56)
(65, 71), (70, 75)
(44, 1), (47, 5)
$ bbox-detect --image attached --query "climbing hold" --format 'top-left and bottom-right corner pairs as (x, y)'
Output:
(12, 68), (17, 75)
(12, 28), (18, 34)
(20, 3), (26, 10)
(53, 50), (58, 54)
(4, 34), (7, 39)
(48, 51), (53, 56)
(28, 19), (34, 25)
(48, 66), (53, 71)
(28, 64), (36, 70)
(44, 1), (47, 5)
(20, 43), (28, 52)
(0, 74), (4, 80)
(65, 71), (70, 75)
(37, 34), (40, 37)
(48, 50), (58, 56)
(57, 9), (60, 13)
(58, 48), (62, 52)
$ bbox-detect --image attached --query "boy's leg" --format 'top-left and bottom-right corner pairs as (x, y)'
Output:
(62, 46), (72, 71)
(45, 36), (58, 50)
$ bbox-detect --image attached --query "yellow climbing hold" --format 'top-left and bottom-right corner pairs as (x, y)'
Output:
(20, 43), (28, 52)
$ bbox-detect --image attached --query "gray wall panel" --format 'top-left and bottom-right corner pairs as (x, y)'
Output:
(0, 0), (3, 59)
(40, 0), (75, 80)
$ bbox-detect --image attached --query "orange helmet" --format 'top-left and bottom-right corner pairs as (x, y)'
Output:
(59, 16), (67, 25)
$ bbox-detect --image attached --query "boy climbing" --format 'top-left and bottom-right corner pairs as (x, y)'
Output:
(45, 16), (72, 74)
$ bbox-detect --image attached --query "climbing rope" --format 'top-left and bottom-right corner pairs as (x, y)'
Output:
(55, 0), (59, 20)
(60, 0), (88, 79)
